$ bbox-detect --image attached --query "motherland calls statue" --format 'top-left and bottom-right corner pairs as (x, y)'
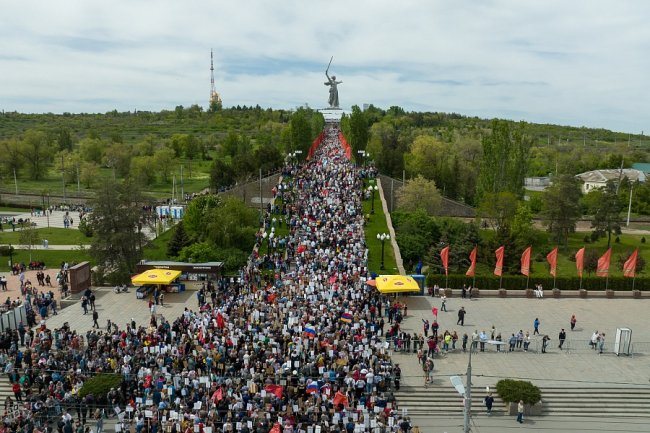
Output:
(324, 57), (342, 109)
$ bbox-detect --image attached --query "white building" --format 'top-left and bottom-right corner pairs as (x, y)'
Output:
(575, 169), (646, 194)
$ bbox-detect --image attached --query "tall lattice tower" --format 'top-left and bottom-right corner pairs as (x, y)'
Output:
(209, 49), (222, 110)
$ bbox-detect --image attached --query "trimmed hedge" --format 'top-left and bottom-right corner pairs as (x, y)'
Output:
(496, 379), (542, 405)
(78, 374), (123, 403)
(426, 274), (648, 291)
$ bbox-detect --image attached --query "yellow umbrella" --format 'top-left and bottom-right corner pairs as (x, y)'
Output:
(131, 269), (182, 285)
(375, 275), (420, 294)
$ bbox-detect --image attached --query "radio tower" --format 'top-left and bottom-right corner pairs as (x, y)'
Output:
(209, 49), (222, 110)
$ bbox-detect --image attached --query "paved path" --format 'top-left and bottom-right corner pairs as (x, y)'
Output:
(44, 286), (200, 333)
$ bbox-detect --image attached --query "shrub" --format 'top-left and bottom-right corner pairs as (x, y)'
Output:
(426, 274), (649, 291)
(78, 374), (122, 403)
(615, 236), (620, 243)
(642, 237), (646, 244)
(496, 379), (541, 405)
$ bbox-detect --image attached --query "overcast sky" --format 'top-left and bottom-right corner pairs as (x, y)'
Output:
(1, 0), (649, 133)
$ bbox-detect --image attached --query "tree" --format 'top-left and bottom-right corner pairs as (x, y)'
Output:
(103, 142), (132, 178)
(205, 196), (258, 251)
(511, 203), (535, 247)
(477, 120), (531, 200)
(542, 174), (582, 247)
(56, 127), (74, 151)
(78, 137), (105, 164)
(18, 224), (41, 262)
(477, 191), (518, 237)
(0, 139), (24, 177)
(290, 108), (312, 154)
(167, 221), (191, 257)
(584, 249), (599, 276)
(21, 130), (52, 180)
(582, 181), (622, 247)
(87, 179), (149, 284)
(183, 195), (221, 240)
(153, 148), (176, 183)
(130, 156), (156, 186)
(347, 105), (369, 156)
(209, 159), (235, 191)
(396, 175), (442, 216)
(80, 162), (99, 188)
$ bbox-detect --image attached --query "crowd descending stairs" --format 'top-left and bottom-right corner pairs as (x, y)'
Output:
(395, 385), (650, 418)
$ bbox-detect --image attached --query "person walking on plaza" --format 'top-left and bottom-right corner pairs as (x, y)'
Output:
(598, 333), (606, 354)
(570, 314), (577, 331)
(516, 400), (524, 423)
(558, 328), (566, 350)
(440, 293), (447, 312)
(457, 307), (466, 326)
(92, 310), (99, 329)
(533, 317), (540, 335)
(422, 319), (429, 337)
(542, 334), (550, 353)
(484, 392), (494, 416)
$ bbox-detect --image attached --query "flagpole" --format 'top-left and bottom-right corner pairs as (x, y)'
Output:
(499, 274), (503, 290)
(579, 273), (583, 291)
(445, 273), (449, 291)
(526, 274), (529, 290)
(632, 275), (636, 292)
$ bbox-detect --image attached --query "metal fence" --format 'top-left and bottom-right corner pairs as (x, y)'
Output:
(0, 305), (27, 332)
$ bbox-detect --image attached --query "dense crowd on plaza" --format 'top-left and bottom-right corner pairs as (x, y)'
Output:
(1, 126), (417, 433)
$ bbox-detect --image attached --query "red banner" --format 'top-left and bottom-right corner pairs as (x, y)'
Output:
(333, 390), (349, 408)
(575, 247), (585, 278)
(440, 246), (449, 276)
(520, 246), (532, 276)
(623, 249), (638, 278)
(546, 247), (558, 277)
(596, 248), (612, 277)
(494, 246), (505, 277)
(338, 132), (352, 160)
(466, 246), (477, 277)
(306, 132), (325, 160)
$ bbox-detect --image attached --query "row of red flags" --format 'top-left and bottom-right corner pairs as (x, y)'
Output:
(438, 246), (639, 278)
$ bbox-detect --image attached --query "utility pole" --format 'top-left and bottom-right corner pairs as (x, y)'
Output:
(76, 163), (80, 195)
(180, 165), (184, 202)
(61, 155), (66, 203)
(13, 168), (18, 195)
(627, 183), (634, 227)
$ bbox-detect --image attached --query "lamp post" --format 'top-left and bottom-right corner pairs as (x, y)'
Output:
(8, 244), (13, 269)
(368, 185), (378, 214)
(464, 335), (477, 433)
(377, 233), (390, 270)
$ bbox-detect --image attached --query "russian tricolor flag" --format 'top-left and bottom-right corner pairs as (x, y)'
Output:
(303, 327), (316, 338)
(340, 312), (353, 323)
(306, 382), (320, 394)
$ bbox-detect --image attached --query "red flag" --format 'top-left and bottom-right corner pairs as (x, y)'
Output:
(216, 312), (225, 329)
(440, 246), (449, 276)
(623, 249), (638, 278)
(466, 246), (477, 277)
(269, 423), (281, 433)
(333, 390), (349, 408)
(494, 246), (505, 277)
(596, 248), (612, 277)
(211, 388), (223, 403)
(520, 246), (532, 276)
(575, 247), (585, 278)
(264, 384), (284, 399)
(546, 247), (558, 277)
(431, 307), (438, 316)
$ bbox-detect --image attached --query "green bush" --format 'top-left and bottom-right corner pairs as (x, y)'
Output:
(79, 374), (122, 403)
(426, 273), (649, 291)
(496, 379), (541, 405)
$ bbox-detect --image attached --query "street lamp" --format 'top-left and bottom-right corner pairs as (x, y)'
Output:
(8, 244), (13, 269)
(263, 232), (274, 256)
(368, 185), (378, 214)
(377, 233), (390, 270)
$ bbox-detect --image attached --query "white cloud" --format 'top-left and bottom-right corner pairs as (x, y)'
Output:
(1, 0), (649, 132)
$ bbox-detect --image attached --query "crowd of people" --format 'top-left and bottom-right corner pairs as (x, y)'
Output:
(0, 126), (415, 433)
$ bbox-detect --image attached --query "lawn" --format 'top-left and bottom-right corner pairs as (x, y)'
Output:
(363, 180), (398, 275)
(0, 227), (92, 245)
(4, 248), (92, 270)
(0, 206), (29, 213)
(142, 227), (175, 261)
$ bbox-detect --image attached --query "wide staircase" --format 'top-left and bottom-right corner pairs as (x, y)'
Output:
(396, 385), (650, 418)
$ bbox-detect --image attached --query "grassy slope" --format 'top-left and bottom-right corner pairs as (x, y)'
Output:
(363, 181), (398, 275)
(0, 227), (92, 245)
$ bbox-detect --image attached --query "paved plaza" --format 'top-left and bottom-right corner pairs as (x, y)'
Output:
(392, 294), (650, 431)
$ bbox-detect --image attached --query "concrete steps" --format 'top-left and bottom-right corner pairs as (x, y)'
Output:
(395, 385), (650, 418)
